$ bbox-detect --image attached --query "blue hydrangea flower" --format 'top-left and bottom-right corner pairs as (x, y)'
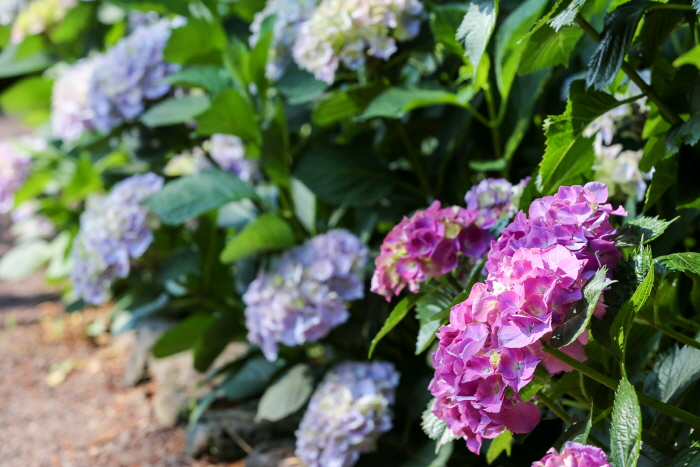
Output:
(296, 361), (400, 467)
(292, 0), (423, 83)
(52, 56), (101, 143)
(243, 229), (368, 361)
(0, 139), (32, 214)
(87, 17), (181, 134)
(208, 134), (260, 183)
(70, 173), (164, 305)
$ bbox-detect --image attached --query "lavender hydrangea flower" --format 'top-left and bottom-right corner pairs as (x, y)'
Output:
(70, 173), (164, 305)
(10, 0), (76, 43)
(296, 361), (399, 467)
(292, 0), (423, 83)
(0, 139), (31, 214)
(11, 201), (55, 240)
(464, 177), (530, 229)
(51, 56), (101, 143)
(371, 201), (492, 300)
(208, 134), (260, 182)
(87, 17), (180, 134)
(532, 442), (611, 467)
(243, 229), (368, 360)
(250, 0), (319, 80)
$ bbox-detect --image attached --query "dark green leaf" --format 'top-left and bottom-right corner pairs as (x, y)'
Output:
(314, 84), (384, 125)
(219, 213), (296, 263)
(641, 4), (686, 61)
(402, 442), (454, 467)
(193, 310), (240, 372)
(165, 66), (230, 93)
(294, 145), (397, 207)
(666, 114), (700, 154)
(550, 0), (586, 30)
(114, 293), (170, 333)
(669, 443), (700, 467)
(644, 156), (677, 211)
(261, 99), (291, 187)
(456, 0), (499, 76)
(369, 293), (426, 358)
(164, 18), (226, 65)
(520, 366), (551, 401)
(219, 356), (282, 402)
(656, 252), (700, 275)
(486, 430), (512, 464)
(519, 25), (583, 75)
(610, 377), (642, 467)
(551, 267), (611, 349)
(644, 345), (700, 406)
(639, 133), (668, 173)
(256, 364), (314, 422)
(553, 410), (593, 451)
(195, 88), (261, 145)
(616, 216), (678, 248)
(586, 1), (651, 90)
(415, 287), (466, 354)
(144, 169), (257, 225)
(360, 86), (459, 120)
(430, 4), (468, 55)
(276, 63), (328, 105)
(151, 314), (214, 358)
(140, 95), (211, 127)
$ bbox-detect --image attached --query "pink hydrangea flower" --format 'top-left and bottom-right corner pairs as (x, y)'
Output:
(371, 201), (492, 300)
(532, 442), (611, 467)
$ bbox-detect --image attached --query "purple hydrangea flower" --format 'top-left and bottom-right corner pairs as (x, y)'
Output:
(371, 201), (492, 300)
(296, 361), (399, 467)
(52, 56), (101, 143)
(292, 0), (423, 83)
(0, 139), (31, 214)
(464, 177), (529, 229)
(250, 0), (319, 80)
(243, 229), (368, 361)
(532, 442), (611, 467)
(208, 134), (260, 183)
(70, 173), (164, 305)
(87, 17), (180, 134)
(485, 182), (626, 280)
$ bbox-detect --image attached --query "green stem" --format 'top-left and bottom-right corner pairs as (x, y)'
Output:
(592, 406), (613, 425)
(395, 123), (434, 197)
(574, 15), (682, 125)
(460, 101), (493, 127)
(560, 399), (591, 410)
(484, 84), (503, 160)
(537, 391), (571, 423)
(646, 3), (695, 10)
(542, 345), (700, 429)
(642, 318), (700, 351)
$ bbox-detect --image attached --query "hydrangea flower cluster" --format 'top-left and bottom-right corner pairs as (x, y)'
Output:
(10, 201), (55, 240)
(70, 173), (164, 305)
(250, 0), (319, 80)
(0, 0), (27, 26)
(87, 18), (180, 134)
(292, 0), (423, 83)
(51, 57), (101, 143)
(485, 182), (626, 280)
(0, 139), (31, 214)
(243, 230), (368, 361)
(532, 442), (611, 467)
(429, 183), (625, 454)
(371, 201), (492, 300)
(10, 0), (76, 43)
(464, 177), (529, 229)
(296, 361), (399, 467)
(207, 134), (260, 183)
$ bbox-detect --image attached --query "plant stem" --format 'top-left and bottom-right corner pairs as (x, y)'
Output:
(574, 15), (682, 125)
(592, 406), (613, 425)
(537, 391), (571, 423)
(394, 122), (434, 197)
(460, 101), (493, 127)
(542, 345), (700, 429)
(483, 84), (503, 160)
(642, 318), (700, 351)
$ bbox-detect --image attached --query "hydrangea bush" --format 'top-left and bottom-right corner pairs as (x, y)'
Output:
(3, 0), (700, 466)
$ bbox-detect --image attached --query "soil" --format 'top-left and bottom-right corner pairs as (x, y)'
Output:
(0, 116), (243, 467)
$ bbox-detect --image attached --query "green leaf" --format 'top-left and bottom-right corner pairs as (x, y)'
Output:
(360, 86), (459, 120)
(415, 289), (469, 355)
(611, 246), (654, 360)
(0, 75), (52, 125)
(456, 0), (499, 77)
(644, 156), (677, 211)
(551, 267), (611, 349)
(486, 430), (512, 464)
(666, 114), (700, 154)
(294, 145), (397, 207)
(639, 132), (668, 173)
(669, 443), (700, 467)
(421, 401), (460, 451)
(550, 0), (587, 30)
(140, 95), (211, 127)
(369, 293), (426, 358)
(165, 66), (230, 94)
(164, 17), (226, 65)
(656, 252), (700, 275)
(144, 168), (257, 225)
(276, 63), (328, 105)
(0, 41), (51, 78)
(402, 442), (454, 467)
(616, 216), (677, 248)
(519, 25), (583, 75)
(314, 84), (384, 125)
(644, 345), (700, 406)
(430, 4), (468, 55)
(61, 154), (103, 203)
(610, 377), (642, 467)
(553, 410), (593, 451)
(0, 238), (52, 281)
(585, 1), (651, 90)
(219, 356), (282, 402)
(195, 88), (261, 145)
(151, 314), (214, 358)
(261, 99), (291, 187)
(673, 44), (700, 69)
(519, 366), (551, 401)
(256, 364), (314, 422)
(220, 213), (296, 263)
(193, 309), (240, 372)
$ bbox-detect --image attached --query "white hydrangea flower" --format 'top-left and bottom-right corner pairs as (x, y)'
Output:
(10, 0), (77, 43)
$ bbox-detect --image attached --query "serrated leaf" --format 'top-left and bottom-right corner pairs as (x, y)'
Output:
(256, 364), (314, 422)
(415, 288), (468, 355)
(219, 213), (296, 263)
(616, 216), (678, 248)
(611, 246), (654, 360)
(486, 430), (512, 464)
(421, 401), (460, 451)
(550, 0), (587, 30)
(552, 409), (593, 451)
(552, 267), (611, 348)
(140, 95), (211, 127)
(586, 0), (651, 90)
(669, 442), (700, 467)
(519, 25), (583, 75)
(656, 252), (700, 275)
(456, 0), (499, 77)
(369, 293), (426, 358)
(521, 0), (576, 41)
(644, 345), (700, 407)
(610, 378), (642, 467)
(144, 169), (257, 225)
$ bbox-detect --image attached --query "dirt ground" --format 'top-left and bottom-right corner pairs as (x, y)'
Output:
(0, 115), (242, 467)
